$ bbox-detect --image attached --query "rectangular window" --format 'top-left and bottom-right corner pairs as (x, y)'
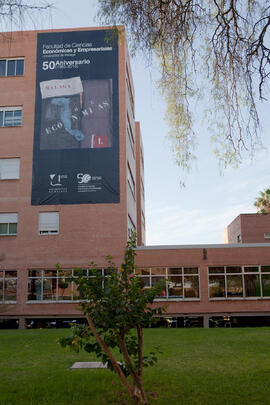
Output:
(0, 58), (24, 76)
(0, 270), (17, 302)
(27, 268), (103, 302)
(127, 163), (135, 196)
(0, 213), (18, 235)
(0, 107), (22, 127)
(127, 114), (135, 150)
(39, 212), (59, 235)
(126, 66), (134, 115)
(208, 265), (270, 299)
(0, 158), (20, 179)
(135, 267), (200, 300)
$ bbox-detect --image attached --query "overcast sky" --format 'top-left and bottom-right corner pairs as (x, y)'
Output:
(24, 0), (270, 245)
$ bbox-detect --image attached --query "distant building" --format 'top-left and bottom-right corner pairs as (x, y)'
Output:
(223, 213), (270, 243)
(1, 27), (270, 329)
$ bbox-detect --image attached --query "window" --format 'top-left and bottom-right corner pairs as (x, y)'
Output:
(127, 164), (135, 196)
(0, 270), (17, 302)
(135, 267), (200, 300)
(126, 66), (134, 115)
(0, 107), (22, 127)
(39, 212), (59, 235)
(128, 215), (136, 237)
(0, 58), (24, 76)
(27, 268), (106, 302)
(141, 212), (145, 229)
(0, 213), (18, 235)
(208, 265), (270, 299)
(0, 158), (20, 179)
(127, 114), (134, 151)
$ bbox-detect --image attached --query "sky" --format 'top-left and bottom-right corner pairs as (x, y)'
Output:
(21, 0), (270, 245)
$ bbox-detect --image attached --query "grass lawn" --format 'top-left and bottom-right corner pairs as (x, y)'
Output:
(1, 327), (270, 404)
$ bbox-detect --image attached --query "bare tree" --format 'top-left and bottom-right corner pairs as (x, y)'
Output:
(97, 0), (270, 172)
(0, 0), (53, 31)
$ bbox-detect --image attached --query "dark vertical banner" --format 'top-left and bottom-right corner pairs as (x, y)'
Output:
(31, 29), (119, 205)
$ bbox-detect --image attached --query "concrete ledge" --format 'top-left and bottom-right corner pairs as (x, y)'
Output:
(70, 362), (107, 369)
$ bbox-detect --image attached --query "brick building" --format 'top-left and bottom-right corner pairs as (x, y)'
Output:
(0, 27), (270, 329)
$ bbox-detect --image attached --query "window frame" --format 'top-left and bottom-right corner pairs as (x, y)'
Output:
(27, 268), (107, 303)
(0, 270), (17, 303)
(0, 158), (20, 180)
(0, 106), (22, 127)
(0, 58), (24, 77)
(38, 212), (59, 235)
(0, 213), (18, 236)
(135, 266), (200, 301)
(208, 265), (270, 300)
(127, 163), (135, 197)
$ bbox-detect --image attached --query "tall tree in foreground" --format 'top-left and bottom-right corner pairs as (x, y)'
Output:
(97, 0), (270, 172)
(59, 234), (164, 404)
(254, 188), (270, 213)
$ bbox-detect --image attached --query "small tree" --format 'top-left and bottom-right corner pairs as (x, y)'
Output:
(254, 188), (270, 213)
(59, 234), (164, 404)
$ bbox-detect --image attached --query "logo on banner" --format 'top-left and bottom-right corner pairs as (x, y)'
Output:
(77, 173), (91, 184)
(50, 174), (67, 186)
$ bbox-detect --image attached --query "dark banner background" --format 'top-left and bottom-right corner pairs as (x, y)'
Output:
(31, 29), (119, 205)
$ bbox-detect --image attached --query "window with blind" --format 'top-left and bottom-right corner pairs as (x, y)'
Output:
(0, 107), (22, 127)
(39, 212), (59, 235)
(0, 213), (18, 235)
(0, 158), (20, 179)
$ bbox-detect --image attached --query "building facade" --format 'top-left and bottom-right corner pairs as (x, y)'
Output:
(0, 27), (270, 329)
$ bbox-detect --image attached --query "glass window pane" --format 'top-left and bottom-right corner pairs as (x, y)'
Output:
(139, 277), (150, 288)
(0, 223), (8, 235)
(227, 275), (243, 297)
(136, 268), (150, 275)
(0, 111), (3, 127)
(28, 279), (42, 300)
(168, 276), (183, 298)
(184, 267), (198, 274)
(57, 278), (72, 300)
(226, 266), (242, 273)
(13, 110), (22, 126)
(244, 266), (259, 273)
(261, 266), (270, 273)
(4, 111), (14, 126)
(0, 60), (6, 76)
(0, 271), (3, 277)
(184, 276), (199, 298)
(9, 223), (17, 234)
(5, 279), (17, 301)
(244, 274), (261, 297)
(7, 60), (16, 76)
(151, 275), (164, 286)
(16, 60), (24, 75)
(151, 267), (166, 275)
(44, 270), (57, 277)
(5, 271), (17, 277)
(43, 278), (56, 300)
(262, 275), (270, 297)
(209, 267), (225, 274)
(28, 270), (42, 277)
(209, 275), (225, 298)
(168, 268), (182, 275)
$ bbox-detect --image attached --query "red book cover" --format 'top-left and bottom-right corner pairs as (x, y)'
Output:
(91, 135), (109, 148)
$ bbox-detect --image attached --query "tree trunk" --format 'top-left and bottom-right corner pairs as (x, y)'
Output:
(85, 314), (134, 399)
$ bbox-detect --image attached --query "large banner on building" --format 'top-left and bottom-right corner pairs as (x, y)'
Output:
(31, 29), (119, 205)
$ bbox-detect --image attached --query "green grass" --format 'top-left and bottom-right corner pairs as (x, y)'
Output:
(1, 328), (270, 404)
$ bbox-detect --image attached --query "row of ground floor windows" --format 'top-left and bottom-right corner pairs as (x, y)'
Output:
(1, 266), (270, 302)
